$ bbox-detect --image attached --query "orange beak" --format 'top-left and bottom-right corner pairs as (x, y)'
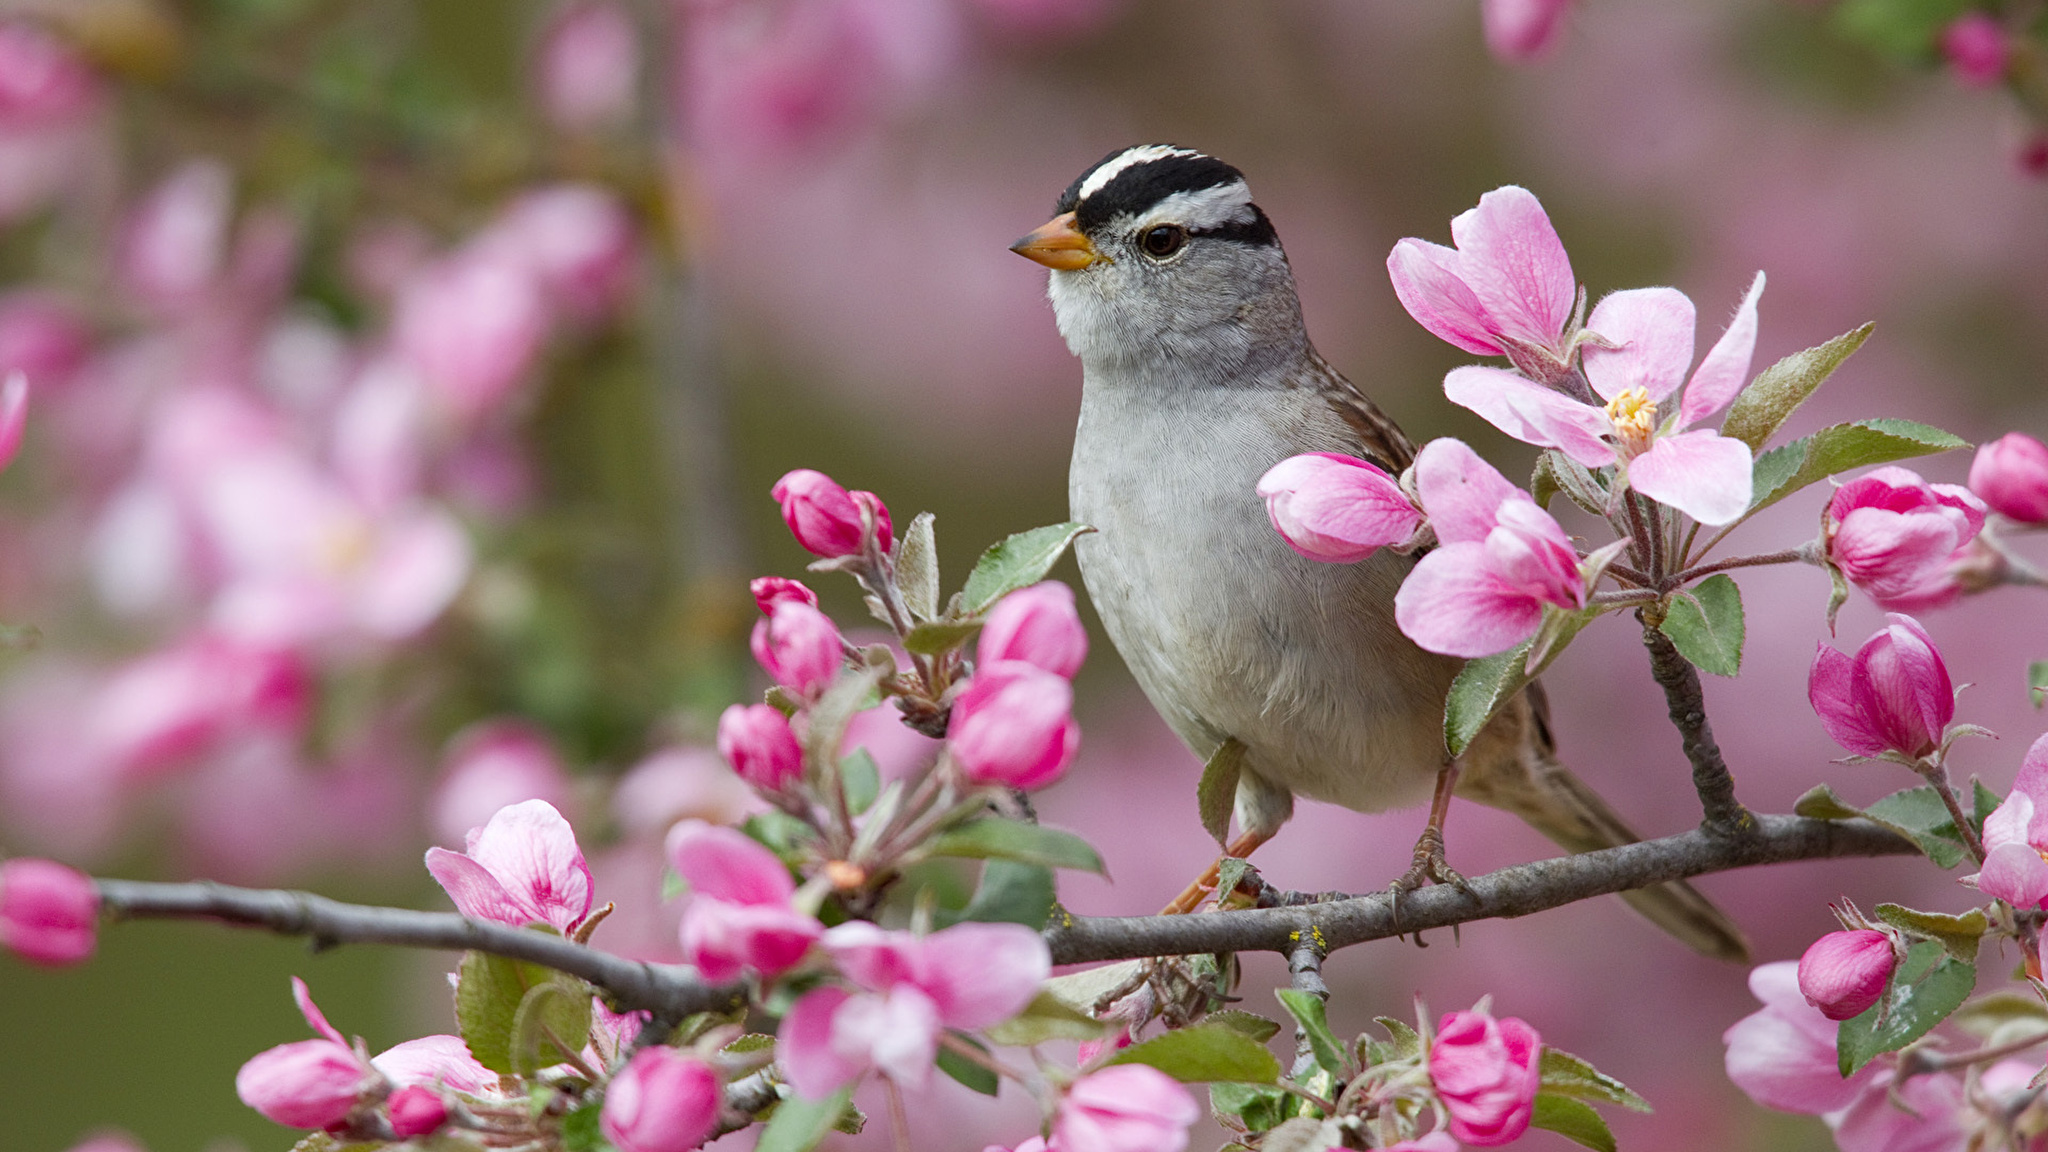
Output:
(1010, 212), (1102, 270)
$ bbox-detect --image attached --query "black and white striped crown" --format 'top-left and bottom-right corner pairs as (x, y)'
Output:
(1055, 144), (1278, 247)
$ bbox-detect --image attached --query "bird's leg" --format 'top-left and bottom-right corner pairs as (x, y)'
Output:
(1161, 829), (1272, 915)
(1391, 763), (1470, 896)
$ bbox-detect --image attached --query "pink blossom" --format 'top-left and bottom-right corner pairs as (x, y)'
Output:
(1482, 0), (1572, 62)
(1826, 467), (1986, 609)
(1386, 185), (1576, 362)
(0, 856), (98, 966)
(371, 1034), (499, 1095)
(668, 819), (820, 981)
(780, 983), (942, 1097)
(600, 1046), (721, 1152)
(610, 746), (762, 838)
(0, 22), (100, 127)
(1444, 273), (1765, 525)
(0, 292), (90, 391)
(1724, 961), (1885, 1114)
(424, 799), (595, 933)
(770, 468), (889, 557)
(235, 978), (379, 1129)
(1807, 614), (1953, 761)
(392, 249), (548, 421)
(1831, 1066), (1965, 1152)
(1798, 930), (1896, 1021)
(1393, 438), (1585, 658)
(430, 719), (573, 847)
(978, 581), (1088, 679)
(386, 1086), (448, 1138)
(717, 703), (804, 791)
(536, 1), (641, 133)
(750, 598), (843, 696)
(751, 575), (818, 613)
(85, 632), (309, 783)
(480, 184), (637, 323)
(1430, 1007), (1542, 1146)
(1054, 1064), (1200, 1152)
(1968, 432), (2048, 523)
(1941, 13), (2008, 88)
(119, 161), (236, 309)
(947, 660), (1080, 789)
(1256, 452), (1422, 563)
(1970, 733), (2048, 909)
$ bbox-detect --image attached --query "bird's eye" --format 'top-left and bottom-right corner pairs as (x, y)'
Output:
(1140, 225), (1187, 259)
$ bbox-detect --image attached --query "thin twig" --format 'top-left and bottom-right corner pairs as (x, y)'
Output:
(1664, 548), (1809, 590)
(1917, 759), (1987, 867)
(1638, 615), (1753, 835)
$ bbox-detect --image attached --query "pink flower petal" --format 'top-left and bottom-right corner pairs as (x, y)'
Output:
(2011, 733), (2048, 845)
(834, 985), (941, 1089)
(291, 977), (347, 1046)
(1483, 0), (1572, 61)
(1412, 437), (1521, 545)
(1832, 1068), (1964, 1152)
(1443, 367), (1614, 468)
(1257, 452), (1420, 562)
(1626, 430), (1753, 526)
(463, 799), (593, 930)
(664, 819), (795, 905)
(1447, 186), (1575, 351)
(823, 920), (922, 992)
(1980, 790), (2034, 856)
(1723, 962), (1883, 1114)
(1581, 287), (1696, 404)
(779, 987), (864, 1099)
(1681, 271), (1765, 427)
(1394, 543), (1546, 658)
(424, 848), (533, 925)
(1808, 643), (1883, 757)
(918, 922), (1050, 1029)
(373, 1035), (500, 1094)
(1977, 841), (2048, 910)
(354, 508), (472, 640)
(0, 370), (27, 471)
(1386, 239), (1504, 356)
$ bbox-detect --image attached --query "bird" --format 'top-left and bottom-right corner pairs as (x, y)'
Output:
(1008, 143), (1748, 961)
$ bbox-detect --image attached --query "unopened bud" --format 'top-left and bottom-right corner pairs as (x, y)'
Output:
(1798, 929), (1896, 1021)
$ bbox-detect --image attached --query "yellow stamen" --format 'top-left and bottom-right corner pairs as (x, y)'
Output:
(1604, 387), (1658, 458)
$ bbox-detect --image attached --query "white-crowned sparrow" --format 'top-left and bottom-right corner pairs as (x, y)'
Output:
(1012, 144), (1747, 961)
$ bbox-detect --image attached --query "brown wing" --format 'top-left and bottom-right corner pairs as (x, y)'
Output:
(1302, 347), (1416, 473)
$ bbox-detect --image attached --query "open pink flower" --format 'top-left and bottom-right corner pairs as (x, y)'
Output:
(1388, 186), (1576, 364)
(1393, 438), (1586, 658)
(1483, 0), (1573, 61)
(1430, 1007), (1541, 1146)
(424, 799), (595, 933)
(0, 856), (98, 966)
(235, 978), (380, 1130)
(1826, 467), (1986, 609)
(1807, 614), (1953, 761)
(1970, 733), (2048, 909)
(979, 581), (1088, 679)
(1256, 452), (1422, 563)
(1969, 432), (2048, 523)
(1444, 274), (1765, 525)
(1724, 961), (1887, 1114)
(668, 819), (820, 981)
(1054, 1064), (1200, 1152)
(371, 1034), (499, 1096)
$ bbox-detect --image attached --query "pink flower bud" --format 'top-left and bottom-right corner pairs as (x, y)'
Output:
(386, 1085), (448, 1138)
(1054, 1064), (1200, 1152)
(979, 581), (1088, 679)
(750, 599), (843, 696)
(235, 1039), (374, 1129)
(535, 0), (640, 133)
(1429, 1008), (1542, 1147)
(750, 575), (818, 613)
(1807, 613), (1953, 760)
(855, 490), (893, 554)
(771, 469), (883, 557)
(668, 820), (821, 981)
(717, 703), (804, 791)
(1941, 13), (2007, 88)
(1826, 466), (1986, 609)
(0, 857), (98, 966)
(1482, 0), (1573, 62)
(601, 1047), (721, 1152)
(1257, 452), (1422, 563)
(1798, 929), (1896, 1021)
(1970, 432), (2048, 524)
(947, 661), (1079, 790)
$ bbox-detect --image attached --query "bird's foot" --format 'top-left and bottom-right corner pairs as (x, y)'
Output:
(1389, 824), (1471, 898)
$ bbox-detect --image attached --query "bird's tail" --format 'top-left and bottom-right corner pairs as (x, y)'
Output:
(1454, 686), (1751, 963)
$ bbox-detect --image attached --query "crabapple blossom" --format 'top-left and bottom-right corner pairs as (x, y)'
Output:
(1387, 185), (1576, 364)
(600, 1047), (721, 1152)
(1826, 467), (1987, 610)
(750, 575), (818, 612)
(83, 633), (309, 782)
(1806, 614), (1953, 761)
(385, 1086), (448, 1138)
(480, 184), (638, 324)
(1723, 961), (1887, 1113)
(668, 819), (820, 981)
(771, 468), (892, 557)
(978, 581), (1088, 679)
(1393, 438), (1586, 658)
(750, 597), (843, 696)
(391, 249), (548, 421)
(1797, 929), (1896, 1020)
(1053, 1064), (1201, 1152)
(1968, 431), (2048, 523)
(1430, 1007), (1542, 1146)
(371, 1034), (499, 1096)
(1256, 451), (1421, 563)
(535, 0), (640, 133)
(1970, 733), (2048, 909)
(1482, 0), (1572, 61)
(0, 856), (98, 966)
(1941, 13), (2008, 88)
(234, 979), (380, 1129)
(780, 983), (942, 1095)
(946, 660), (1079, 788)
(717, 703), (804, 791)
(424, 799), (595, 933)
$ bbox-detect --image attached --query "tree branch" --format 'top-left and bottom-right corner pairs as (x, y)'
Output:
(1638, 615), (1753, 834)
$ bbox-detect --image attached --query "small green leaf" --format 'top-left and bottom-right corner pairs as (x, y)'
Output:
(937, 1034), (1000, 1096)
(961, 523), (1092, 615)
(724, 1032), (778, 1054)
(897, 512), (940, 621)
(903, 619), (982, 657)
(946, 859), (1055, 928)
(800, 666), (888, 771)
(1443, 607), (1595, 755)
(1949, 992), (2048, 1041)
(1274, 989), (1347, 1077)
(1839, 940), (1975, 1074)
(1975, 778), (2002, 830)
(983, 990), (1106, 1047)
(2030, 661), (2048, 709)
(1369, 1016), (1422, 1066)
(508, 978), (594, 1077)
(1531, 450), (1608, 516)
(1793, 784), (1865, 822)
(743, 811), (816, 869)
(1863, 786), (1968, 869)
(1198, 740), (1246, 848)
(1532, 1093), (1618, 1152)
(1720, 323), (1874, 450)
(1540, 1048), (1651, 1112)
(841, 749), (880, 815)
(1210, 1082), (1292, 1133)
(1659, 574), (1745, 677)
(1109, 1022), (1283, 1083)
(757, 1087), (856, 1152)
(1208, 1011), (1284, 1045)
(560, 1101), (606, 1152)
(456, 950), (560, 1075)
(1874, 903), (1987, 964)
(1747, 419), (1968, 516)
(930, 818), (1106, 874)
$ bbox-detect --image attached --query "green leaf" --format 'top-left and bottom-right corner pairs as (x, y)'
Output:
(1747, 419), (1968, 516)
(743, 811), (817, 869)
(801, 665), (888, 771)
(1659, 574), (1745, 677)
(947, 859), (1055, 928)
(1198, 739), (1246, 848)
(1531, 450), (1609, 516)
(1874, 902), (1987, 964)
(756, 1087), (856, 1152)
(508, 978), (594, 1077)
(1207, 1010), (1284, 1045)
(1975, 778), (2002, 831)
(1833, 0), (1971, 62)
(1540, 1048), (1652, 1112)
(2030, 661), (2048, 709)
(937, 1034), (1000, 1096)
(724, 1032), (778, 1054)
(897, 512), (940, 621)
(1863, 786), (1969, 869)
(1839, 939), (1975, 1074)
(983, 989), (1106, 1047)
(841, 749), (880, 815)
(1532, 1093), (1618, 1152)
(560, 1101), (607, 1152)
(903, 619), (982, 657)
(1368, 1016), (1422, 1066)
(961, 523), (1092, 615)
(1793, 783), (1866, 822)
(1443, 607), (1595, 755)
(456, 950), (562, 1075)
(930, 818), (1106, 873)
(1949, 992), (2048, 1041)
(1210, 1082), (1292, 1133)
(1109, 1022), (1283, 1083)
(1042, 961), (1145, 1019)
(1274, 990), (1347, 1077)
(1720, 324), (1874, 450)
